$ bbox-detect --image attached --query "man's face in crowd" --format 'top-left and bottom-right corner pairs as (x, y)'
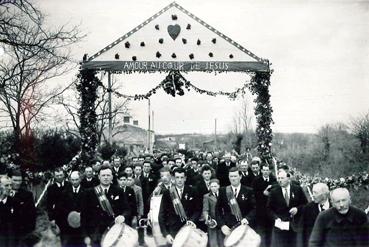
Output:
(312, 186), (327, 204)
(160, 171), (171, 185)
(117, 176), (127, 188)
(99, 168), (113, 186)
(11, 175), (23, 191)
(134, 166), (142, 176)
(229, 171), (241, 187)
(202, 170), (212, 181)
(251, 163), (260, 174)
(168, 160), (175, 167)
(277, 170), (289, 188)
(113, 158), (121, 168)
(54, 171), (65, 184)
(0, 177), (12, 197)
(127, 177), (135, 187)
(70, 173), (81, 188)
(124, 167), (133, 176)
(85, 167), (94, 178)
(174, 172), (186, 188)
(143, 163), (151, 173)
(261, 166), (271, 178)
(175, 159), (182, 167)
(209, 182), (220, 194)
(331, 189), (351, 215)
(239, 161), (248, 172)
(191, 160), (198, 169)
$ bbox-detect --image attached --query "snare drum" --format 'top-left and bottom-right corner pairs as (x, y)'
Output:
(224, 225), (261, 247)
(172, 225), (208, 247)
(149, 194), (167, 246)
(101, 223), (138, 247)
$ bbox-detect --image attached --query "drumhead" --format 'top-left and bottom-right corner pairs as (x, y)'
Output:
(224, 225), (247, 247)
(101, 224), (124, 247)
(67, 211), (81, 228)
(172, 225), (191, 247)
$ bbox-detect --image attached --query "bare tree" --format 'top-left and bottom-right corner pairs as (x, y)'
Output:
(58, 76), (130, 144)
(0, 1), (83, 153)
(351, 112), (369, 154)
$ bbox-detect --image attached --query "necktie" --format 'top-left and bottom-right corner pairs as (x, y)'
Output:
(104, 189), (108, 195)
(74, 188), (77, 193)
(178, 189), (182, 199)
(319, 204), (325, 211)
(234, 188), (238, 198)
(214, 192), (218, 198)
(284, 188), (290, 206)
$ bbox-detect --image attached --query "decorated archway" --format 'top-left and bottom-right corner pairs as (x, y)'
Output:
(79, 2), (273, 166)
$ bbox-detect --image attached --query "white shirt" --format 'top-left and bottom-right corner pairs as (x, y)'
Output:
(73, 185), (81, 193)
(1, 197), (7, 204)
(319, 199), (330, 211)
(231, 184), (241, 198)
(283, 184), (291, 200)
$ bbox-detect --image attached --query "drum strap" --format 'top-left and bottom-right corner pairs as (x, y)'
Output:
(94, 186), (115, 218)
(169, 186), (188, 222)
(226, 186), (242, 222)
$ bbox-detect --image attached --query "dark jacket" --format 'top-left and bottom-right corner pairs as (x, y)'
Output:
(81, 177), (99, 189)
(215, 185), (256, 228)
(140, 172), (158, 215)
(309, 206), (369, 247)
(296, 201), (329, 247)
(80, 185), (132, 243)
(216, 161), (236, 187)
(158, 185), (201, 238)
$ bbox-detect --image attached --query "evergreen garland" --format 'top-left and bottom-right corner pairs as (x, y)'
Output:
(77, 69), (101, 166)
(249, 71), (274, 162)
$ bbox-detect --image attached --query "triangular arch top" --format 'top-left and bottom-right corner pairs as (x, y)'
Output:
(82, 2), (270, 73)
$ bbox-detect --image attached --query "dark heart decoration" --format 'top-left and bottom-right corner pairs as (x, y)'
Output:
(167, 24), (181, 40)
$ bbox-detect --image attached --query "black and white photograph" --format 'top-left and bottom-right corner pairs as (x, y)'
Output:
(0, 0), (369, 246)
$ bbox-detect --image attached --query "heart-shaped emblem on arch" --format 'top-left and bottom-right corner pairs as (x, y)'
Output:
(167, 24), (181, 40)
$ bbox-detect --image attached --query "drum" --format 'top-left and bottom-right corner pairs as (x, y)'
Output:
(67, 211), (81, 228)
(148, 194), (167, 246)
(172, 225), (208, 247)
(101, 223), (138, 247)
(224, 224), (261, 247)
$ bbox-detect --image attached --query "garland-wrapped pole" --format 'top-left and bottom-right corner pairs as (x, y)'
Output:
(249, 70), (273, 163)
(77, 69), (100, 167)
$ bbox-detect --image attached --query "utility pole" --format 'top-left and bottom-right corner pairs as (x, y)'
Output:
(214, 118), (217, 151)
(147, 98), (151, 153)
(108, 72), (112, 145)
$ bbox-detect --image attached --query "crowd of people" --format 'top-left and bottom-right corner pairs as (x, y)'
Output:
(0, 151), (368, 247)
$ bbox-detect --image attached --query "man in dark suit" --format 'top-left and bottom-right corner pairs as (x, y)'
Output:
(195, 164), (213, 231)
(112, 157), (124, 184)
(81, 166), (99, 189)
(80, 165), (132, 246)
(46, 168), (71, 236)
(216, 154), (236, 187)
(267, 169), (308, 247)
(60, 171), (85, 247)
(185, 158), (201, 186)
(203, 179), (223, 247)
(0, 176), (14, 247)
(140, 161), (158, 217)
(309, 188), (369, 247)
(252, 164), (277, 247)
(216, 167), (256, 238)
(116, 172), (137, 226)
(158, 167), (201, 245)
(239, 159), (255, 187)
(9, 170), (37, 246)
(295, 183), (330, 247)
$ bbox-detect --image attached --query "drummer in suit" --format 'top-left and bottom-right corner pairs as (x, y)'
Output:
(61, 171), (85, 247)
(158, 167), (201, 246)
(252, 164), (277, 247)
(196, 165), (213, 231)
(267, 169), (308, 247)
(80, 165), (132, 246)
(203, 179), (223, 247)
(216, 167), (256, 238)
(116, 172), (137, 226)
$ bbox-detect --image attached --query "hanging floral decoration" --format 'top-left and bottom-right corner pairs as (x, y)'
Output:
(76, 69), (101, 166)
(248, 71), (273, 162)
(101, 70), (251, 101)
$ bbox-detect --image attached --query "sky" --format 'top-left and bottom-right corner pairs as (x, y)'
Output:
(33, 0), (369, 134)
